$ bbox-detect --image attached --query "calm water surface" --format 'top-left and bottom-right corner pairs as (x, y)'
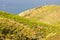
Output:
(0, 0), (60, 14)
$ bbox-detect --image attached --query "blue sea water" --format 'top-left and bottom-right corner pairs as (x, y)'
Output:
(0, 0), (60, 14)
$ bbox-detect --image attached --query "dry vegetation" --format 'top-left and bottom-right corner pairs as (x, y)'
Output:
(19, 5), (60, 24)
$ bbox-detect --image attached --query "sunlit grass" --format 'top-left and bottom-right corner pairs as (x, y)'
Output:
(0, 11), (60, 40)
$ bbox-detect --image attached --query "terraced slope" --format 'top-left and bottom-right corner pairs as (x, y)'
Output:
(19, 5), (60, 25)
(0, 12), (60, 40)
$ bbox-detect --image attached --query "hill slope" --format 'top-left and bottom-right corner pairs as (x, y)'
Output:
(0, 12), (57, 40)
(19, 5), (60, 25)
(19, 5), (60, 40)
(0, 12), (58, 40)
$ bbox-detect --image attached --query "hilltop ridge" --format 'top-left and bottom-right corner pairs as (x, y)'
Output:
(19, 5), (60, 25)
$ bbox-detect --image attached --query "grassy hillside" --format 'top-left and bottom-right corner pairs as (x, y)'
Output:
(0, 11), (60, 40)
(19, 5), (60, 25)
(19, 5), (60, 40)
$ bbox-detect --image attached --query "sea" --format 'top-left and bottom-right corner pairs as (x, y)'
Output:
(0, 0), (60, 14)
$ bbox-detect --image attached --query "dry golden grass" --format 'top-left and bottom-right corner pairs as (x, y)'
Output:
(19, 5), (60, 24)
